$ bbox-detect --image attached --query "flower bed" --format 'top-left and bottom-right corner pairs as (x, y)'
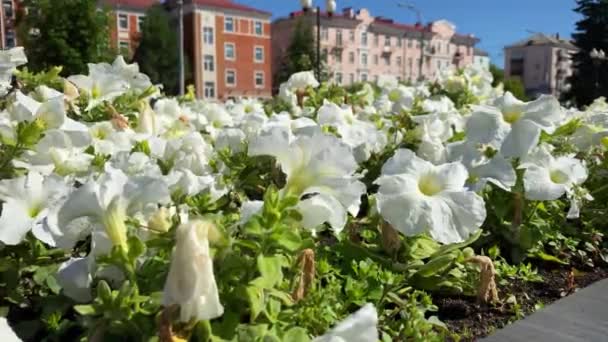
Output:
(0, 47), (607, 341)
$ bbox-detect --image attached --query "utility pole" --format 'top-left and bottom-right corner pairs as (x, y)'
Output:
(178, 0), (185, 96)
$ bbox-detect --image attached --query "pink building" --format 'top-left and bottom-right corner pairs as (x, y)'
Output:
(504, 33), (577, 98)
(272, 7), (479, 86)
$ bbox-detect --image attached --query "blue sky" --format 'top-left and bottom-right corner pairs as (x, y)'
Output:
(241, 0), (581, 67)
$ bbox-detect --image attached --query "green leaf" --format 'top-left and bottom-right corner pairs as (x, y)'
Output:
(256, 255), (285, 288)
(274, 229), (302, 252)
(429, 229), (482, 259)
(74, 305), (98, 316)
(127, 236), (146, 262)
(245, 285), (265, 321)
(283, 327), (311, 342)
(406, 235), (440, 260)
(529, 251), (568, 265)
(414, 252), (458, 278)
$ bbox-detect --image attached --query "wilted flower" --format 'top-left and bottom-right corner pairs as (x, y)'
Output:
(163, 220), (224, 322)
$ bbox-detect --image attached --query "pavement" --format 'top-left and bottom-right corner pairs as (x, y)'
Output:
(481, 278), (608, 341)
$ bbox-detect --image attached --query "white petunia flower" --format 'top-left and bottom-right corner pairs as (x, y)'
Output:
(0, 172), (69, 245)
(466, 92), (564, 159)
(314, 304), (378, 342)
(0, 47), (27, 96)
(163, 220), (224, 322)
(0, 317), (21, 342)
(249, 126), (365, 234)
(375, 149), (486, 244)
(285, 71), (320, 92)
(67, 73), (129, 111)
(447, 140), (516, 192)
(317, 101), (387, 162)
(519, 145), (589, 218)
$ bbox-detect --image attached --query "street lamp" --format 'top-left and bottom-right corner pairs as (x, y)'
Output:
(397, 2), (424, 81)
(590, 48), (607, 99)
(300, 1), (336, 80)
(177, 0), (185, 96)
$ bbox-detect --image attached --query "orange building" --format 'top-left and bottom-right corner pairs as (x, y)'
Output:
(170, 0), (272, 100)
(101, 0), (159, 57)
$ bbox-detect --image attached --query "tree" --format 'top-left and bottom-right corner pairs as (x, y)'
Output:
(132, 5), (187, 95)
(490, 64), (528, 101)
(275, 18), (329, 87)
(16, 0), (112, 76)
(563, 0), (608, 106)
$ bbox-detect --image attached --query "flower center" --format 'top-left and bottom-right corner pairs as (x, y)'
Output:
(550, 169), (569, 184)
(388, 89), (400, 102)
(418, 174), (443, 196)
(502, 110), (522, 124)
(29, 203), (43, 218)
(601, 136), (608, 148)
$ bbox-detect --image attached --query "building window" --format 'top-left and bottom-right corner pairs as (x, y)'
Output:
(349, 30), (355, 42)
(335, 51), (342, 63)
(385, 36), (391, 46)
(397, 38), (402, 47)
(226, 70), (236, 86)
(137, 16), (145, 32)
(361, 31), (368, 46)
(336, 29), (343, 45)
(467, 46), (472, 56)
(361, 73), (368, 82)
(397, 56), (402, 66)
(203, 55), (214, 71)
(225, 43), (235, 60)
(204, 82), (215, 98)
(374, 34), (379, 46)
(384, 56), (390, 66)
(321, 28), (329, 41)
(436, 60), (441, 70)
(254, 71), (264, 87)
(361, 53), (368, 66)
(203, 27), (214, 44)
(408, 39), (413, 48)
(3, 0), (13, 17)
(225, 17), (234, 32)
(5, 31), (15, 48)
(254, 21), (263, 35)
(322, 48), (328, 62)
(119, 41), (130, 54)
(349, 52), (355, 64)
(335, 72), (343, 84)
(349, 73), (354, 84)
(373, 54), (378, 65)
(254, 46), (264, 62)
(118, 14), (128, 30)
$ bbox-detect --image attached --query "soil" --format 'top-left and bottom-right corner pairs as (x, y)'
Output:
(435, 262), (608, 341)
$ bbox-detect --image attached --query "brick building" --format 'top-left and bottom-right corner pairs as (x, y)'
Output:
(272, 7), (479, 86)
(167, 0), (272, 100)
(101, 0), (159, 58)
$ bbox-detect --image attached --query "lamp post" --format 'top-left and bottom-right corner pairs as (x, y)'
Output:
(590, 48), (606, 99)
(300, 0), (336, 81)
(398, 2), (424, 81)
(177, 0), (185, 96)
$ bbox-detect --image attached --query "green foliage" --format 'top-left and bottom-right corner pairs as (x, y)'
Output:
(563, 0), (608, 106)
(17, 0), (112, 76)
(133, 5), (191, 95)
(275, 18), (330, 86)
(489, 64), (528, 101)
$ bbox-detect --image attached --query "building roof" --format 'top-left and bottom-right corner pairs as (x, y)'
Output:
(474, 48), (489, 57)
(191, 0), (271, 16)
(101, 0), (158, 10)
(274, 10), (361, 29)
(506, 33), (577, 50)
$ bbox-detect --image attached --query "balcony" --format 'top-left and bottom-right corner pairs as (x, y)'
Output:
(381, 46), (393, 56)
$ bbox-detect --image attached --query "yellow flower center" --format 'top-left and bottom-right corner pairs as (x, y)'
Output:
(418, 174), (443, 196)
(29, 203), (43, 218)
(550, 169), (569, 184)
(388, 89), (401, 102)
(502, 110), (522, 124)
(601, 136), (608, 148)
